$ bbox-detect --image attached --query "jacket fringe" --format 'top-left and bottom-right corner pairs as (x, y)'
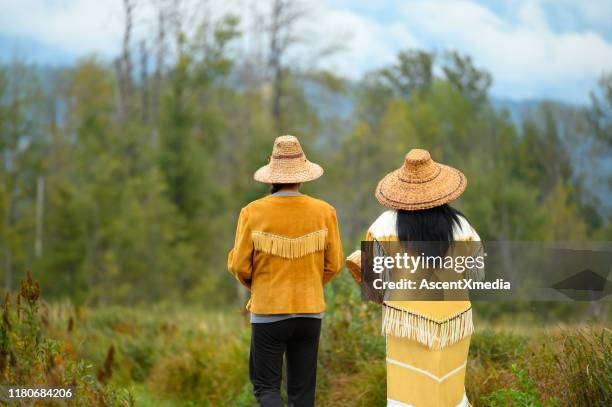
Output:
(381, 304), (474, 350)
(252, 229), (328, 259)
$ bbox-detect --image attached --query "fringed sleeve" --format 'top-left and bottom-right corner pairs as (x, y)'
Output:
(345, 250), (362, 283)
(456, 217), (485, 282)
(465, 243), (485, 282)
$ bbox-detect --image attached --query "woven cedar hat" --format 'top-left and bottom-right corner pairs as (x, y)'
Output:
(254, 135), (324, 183)
(375, 149), (466, 210)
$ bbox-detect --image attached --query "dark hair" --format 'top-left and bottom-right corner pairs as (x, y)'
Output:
(396, 204), (465, 257)
(270, 183), (300, 194)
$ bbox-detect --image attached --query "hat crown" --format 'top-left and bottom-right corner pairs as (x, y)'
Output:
(253, 134), (323, 183)
(400, 149), (439, 181)
(405, 148), (430, 163)
(272, 135), (304, 158)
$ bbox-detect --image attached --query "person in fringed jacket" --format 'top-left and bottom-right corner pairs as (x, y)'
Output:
(228, 135), (343, 407)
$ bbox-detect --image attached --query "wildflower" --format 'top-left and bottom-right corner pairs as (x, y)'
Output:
(2, 292), (10, 330)
(97, 345), (115, 383)
(19, 271), (40, 304)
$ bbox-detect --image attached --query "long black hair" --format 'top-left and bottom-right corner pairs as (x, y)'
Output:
(396, 204), (465, 257)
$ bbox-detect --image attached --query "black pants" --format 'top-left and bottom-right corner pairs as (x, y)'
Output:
(249, 318), (322, 407)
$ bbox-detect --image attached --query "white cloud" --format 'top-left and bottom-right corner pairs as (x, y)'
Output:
(0, 0), (123, 58)
(226, 0), (418, 79)
(397, 0), (612, 103)
(1, 0), (611, 103)
(0, 0), (245, 61)
(303, 1), (419, 78)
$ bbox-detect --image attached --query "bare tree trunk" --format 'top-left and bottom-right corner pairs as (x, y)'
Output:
(272, 60), (282, 133)
(139, 40), (150, 125)
(498, 205), (516, 289)
(3, 244), (11, 290)
(35, 175), (45, 258)
(267, 0), (306, 134)
(151, 1), (167, 147)
(122, 0), (134, 99)
(48, 90), (60, 172)
(3, 179), (14, 290)
(269, 0), (283, 133)
(116, 0), (134, 122)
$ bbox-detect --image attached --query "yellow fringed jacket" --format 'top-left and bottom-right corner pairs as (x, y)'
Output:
(227, 194), (343, 314)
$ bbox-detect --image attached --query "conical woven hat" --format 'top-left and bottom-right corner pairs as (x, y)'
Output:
(375, 149), (466, 210)
(254, 135), (324, 183)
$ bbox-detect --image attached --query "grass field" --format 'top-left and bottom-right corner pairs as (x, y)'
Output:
(40, 305), (611, 406)
(2, 274), (611, 406)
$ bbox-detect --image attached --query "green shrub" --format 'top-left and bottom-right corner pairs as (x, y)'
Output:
(481, 364), (559, 406)
(470, 328), (527, 364)
(146, 327), (251, 406)
(0, 272), (133, 406)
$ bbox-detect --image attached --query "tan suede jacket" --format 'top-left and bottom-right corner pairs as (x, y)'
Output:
(227, 194), (343, 314)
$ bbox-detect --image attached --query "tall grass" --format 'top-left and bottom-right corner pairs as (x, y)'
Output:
(560, 328), (611, 405)
(467, 326), (611, 406)
(6, 272), (610, 406)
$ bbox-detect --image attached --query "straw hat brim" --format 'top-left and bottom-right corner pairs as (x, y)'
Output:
(253, 161), (324, 184)
(375, 164), (466, 210)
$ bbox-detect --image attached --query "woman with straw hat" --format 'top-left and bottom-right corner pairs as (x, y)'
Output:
(346, 149), (483, 406)
(228, 135), (343, 407)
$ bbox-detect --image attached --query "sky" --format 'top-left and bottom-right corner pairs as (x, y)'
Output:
(1, 0), (611, 105)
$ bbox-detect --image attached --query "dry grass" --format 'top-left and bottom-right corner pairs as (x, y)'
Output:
(12, 275), (609, 407)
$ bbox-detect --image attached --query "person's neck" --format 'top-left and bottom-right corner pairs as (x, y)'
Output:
(279, 187), (300, 193)
(273, 188), (301, 195)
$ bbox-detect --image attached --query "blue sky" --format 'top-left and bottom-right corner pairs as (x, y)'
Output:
(1, 0), (611, 105)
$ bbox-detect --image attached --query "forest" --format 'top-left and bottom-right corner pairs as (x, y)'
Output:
(0, 0), (610, 405)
